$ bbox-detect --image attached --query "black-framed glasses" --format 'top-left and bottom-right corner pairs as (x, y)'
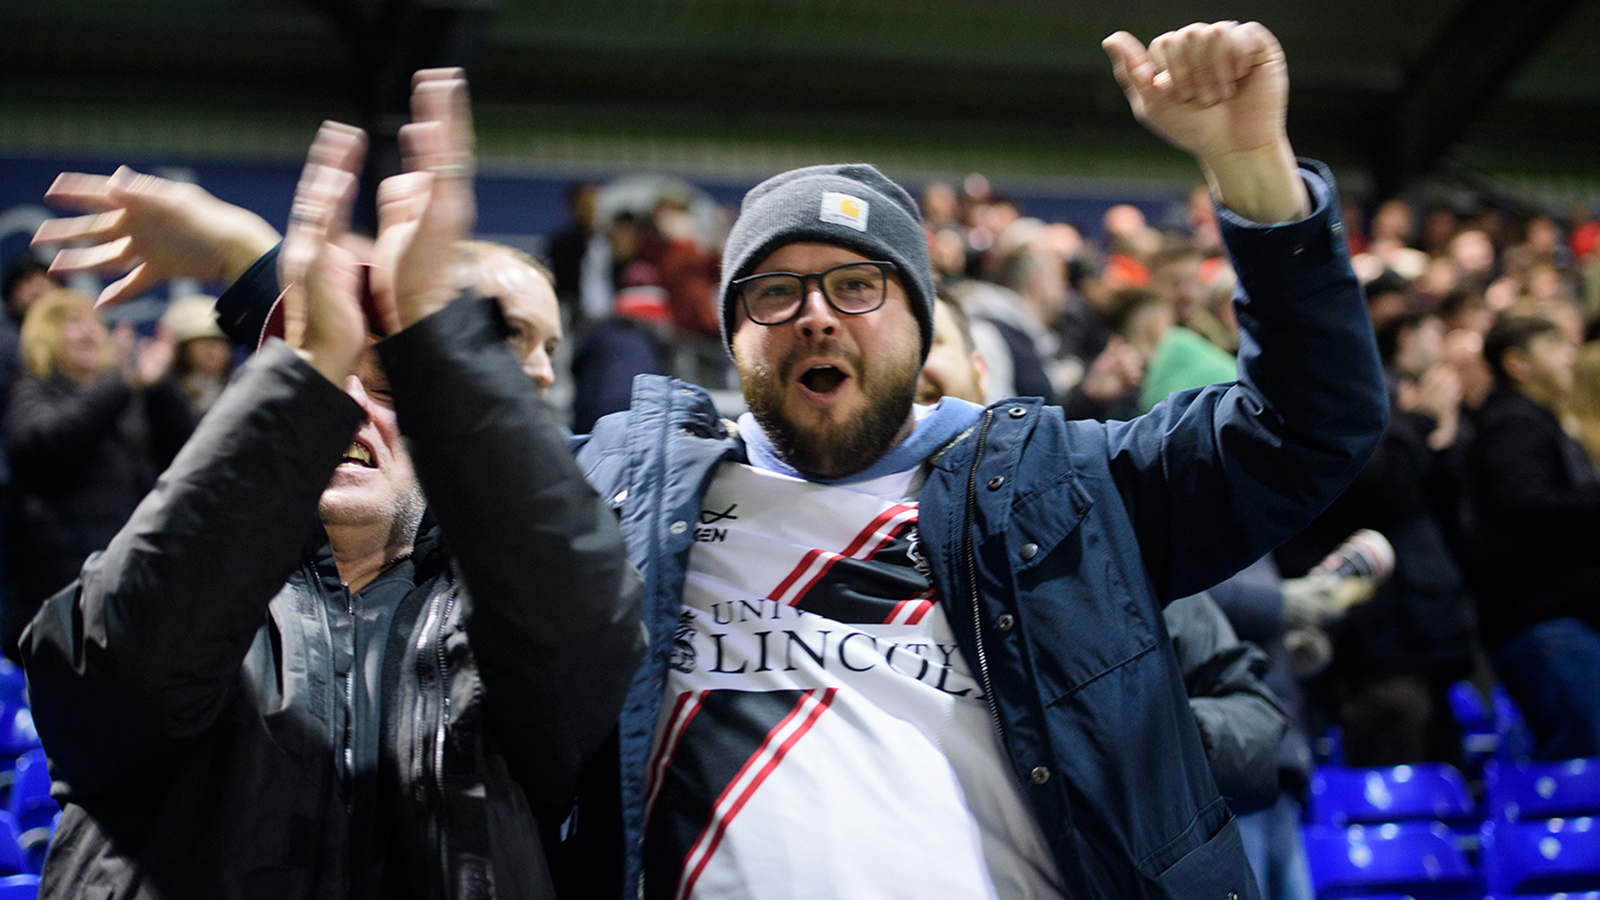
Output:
(731, 261), (897, 326)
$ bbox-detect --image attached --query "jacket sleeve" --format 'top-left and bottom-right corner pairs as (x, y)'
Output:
(213, 243), (281, 351)
(377, 295), (646, 819)
(19, 342), (363, 800)
(1164, 593), (1286, 815)
(1100, 162), (1389, 601)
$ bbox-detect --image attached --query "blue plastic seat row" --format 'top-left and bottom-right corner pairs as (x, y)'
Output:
(1305, 819), (1600, 898)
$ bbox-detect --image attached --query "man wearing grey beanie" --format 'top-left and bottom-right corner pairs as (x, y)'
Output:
(563, 21), (1386, 900)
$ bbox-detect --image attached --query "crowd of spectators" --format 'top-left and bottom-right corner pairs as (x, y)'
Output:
(540, 171), (1600, 776)
(3, 165), (1600, 832)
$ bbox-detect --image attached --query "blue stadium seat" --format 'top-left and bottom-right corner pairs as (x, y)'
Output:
(1495, 685), (1536, 763)
(0, 874), (39, 900)
(1303, 822), (1479, 900)
(1481, 818), (1600, 896)
(0, 709), (37, 762)
(1486, 757), (1600, 822)
(1450, 681), (1500, 766)
(7, 752), (52, 841)
(1309, 764), (1477, 828)
(0, 814), (29, 878)
(0, 664), (26, 709)
(1483, 894), (1600, 900)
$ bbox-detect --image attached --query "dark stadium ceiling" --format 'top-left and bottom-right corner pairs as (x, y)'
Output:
(5, 0), (1600, 203)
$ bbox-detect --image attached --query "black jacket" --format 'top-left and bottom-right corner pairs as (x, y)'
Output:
(1466, 384), (1600, 643)
(1277, 404), (1473, 674)
(3, 370), (194, 659)
(21, 298), (645, 899)
(1163, 593), (1285, 815)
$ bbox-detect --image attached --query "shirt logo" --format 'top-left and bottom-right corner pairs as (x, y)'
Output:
(820, 192), (869, 232)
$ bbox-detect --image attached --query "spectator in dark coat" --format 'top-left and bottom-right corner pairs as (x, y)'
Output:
(2, 289), (195, 660)
(1467, 315), (1600, 760)
(1276, 310), (1473, 767)
(570, 262), (673, 434)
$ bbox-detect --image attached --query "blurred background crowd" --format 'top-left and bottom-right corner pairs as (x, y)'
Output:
(7, 0), (1600, 895)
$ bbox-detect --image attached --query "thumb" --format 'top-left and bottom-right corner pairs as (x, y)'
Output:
(1102, 31), (1155, 101)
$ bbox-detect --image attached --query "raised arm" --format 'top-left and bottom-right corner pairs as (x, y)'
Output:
(363, 71), (644, 814)
(1103, 22), (1307, 225)
(20, 126), (371, 800)
(32, 168), (281, 309)
(1097, 23), (1387, 599)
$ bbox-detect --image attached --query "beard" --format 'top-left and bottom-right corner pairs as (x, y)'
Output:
(319, 476), (427, 555)
(740, 338), (920, 480)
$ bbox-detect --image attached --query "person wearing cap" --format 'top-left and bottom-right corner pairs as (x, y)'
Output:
(160, 293), (235, 416)
(570, 260), (675, 434)
(556, 21), (1386, 900)
(20, 75), (643, 900)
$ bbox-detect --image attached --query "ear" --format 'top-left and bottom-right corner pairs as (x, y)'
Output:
(972, 349), (991, 400)
(1501, 346), (1531, 384)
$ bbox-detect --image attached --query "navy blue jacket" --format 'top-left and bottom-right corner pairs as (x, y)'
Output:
(565, 163), (1387, 900)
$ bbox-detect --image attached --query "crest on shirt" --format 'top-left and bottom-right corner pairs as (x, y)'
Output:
(669, 610), (698, 674)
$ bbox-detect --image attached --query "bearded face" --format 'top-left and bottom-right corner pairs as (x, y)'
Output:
(731, 242), (922, 480)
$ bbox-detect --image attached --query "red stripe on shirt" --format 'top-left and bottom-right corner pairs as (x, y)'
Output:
(675, 687), (838, 900)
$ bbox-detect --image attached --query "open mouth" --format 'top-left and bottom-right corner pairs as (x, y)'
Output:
(798, 365), (847, 395)
(340, 442), (376, 468)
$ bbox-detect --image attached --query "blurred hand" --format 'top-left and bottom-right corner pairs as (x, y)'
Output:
(1283, 571), (1377, 628)
(33, 167), (281, 308)
(369, 68), (478, 331)
(1284, 627), (1332, 678)
(1400, 363), (1462, 449)
(278, 121), (369, 385)
(1103, 22), (1308, 223)
(111, 322), (177, 390)
(1080, 336), (1145, 402)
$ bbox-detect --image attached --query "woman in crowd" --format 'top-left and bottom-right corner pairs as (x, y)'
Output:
(2, 289), (194, 660)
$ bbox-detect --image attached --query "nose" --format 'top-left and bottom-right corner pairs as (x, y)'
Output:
(791, 280), (839, 338)
(523, 349), (554, 397)
(343, 374), (375, 418)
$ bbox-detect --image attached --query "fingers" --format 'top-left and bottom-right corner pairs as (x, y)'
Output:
(1124, 21), (1270, 107)
(1230, 21), (1282, 84)
(33, 209), (127, 249)
(49, 236), (140, 276)
(295, 121), (367, 197)
(408, 68), (474, 175)
(98, 264), (163, 309)
(284, 167), (360, 285)
(1102, 31), (1155, 106)
(42, 172), (120, 213)
(284, 123), (365, 279)
(375, 170), (433, 234)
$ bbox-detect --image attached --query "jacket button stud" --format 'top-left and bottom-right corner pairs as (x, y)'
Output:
(1008, 406), (1026, 418)
(1227, 893), (1238, 900)
(996, 613), (1015, 633)
(613, 489), (628, 504)
(1030, 766), (1050, 785)
(1020, 542), (1038, 561)
(987, 475), (1004, 490)
(669, 520), (688, 535)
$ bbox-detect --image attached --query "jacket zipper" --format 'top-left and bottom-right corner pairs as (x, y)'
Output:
(432, 591), (455, 800)
(962, 409), (1006, 747)
(414, 590), (444, 804)
(342, 586), (356, 786)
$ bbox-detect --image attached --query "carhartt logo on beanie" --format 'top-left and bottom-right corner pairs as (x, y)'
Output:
(719, 163), (935, 361)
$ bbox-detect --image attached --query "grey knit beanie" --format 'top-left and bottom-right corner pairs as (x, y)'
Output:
(719, 163), (934, 361)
